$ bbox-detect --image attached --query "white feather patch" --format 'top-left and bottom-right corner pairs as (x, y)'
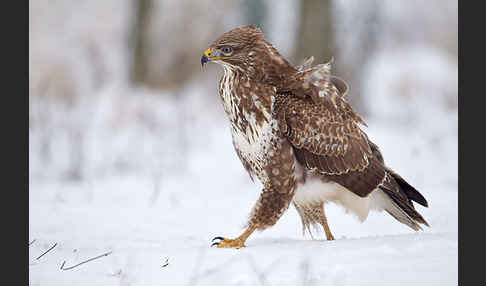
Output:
(293, 164), (391, 222)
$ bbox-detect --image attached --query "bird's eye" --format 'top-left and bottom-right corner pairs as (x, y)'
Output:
(221, 46), (233, 55)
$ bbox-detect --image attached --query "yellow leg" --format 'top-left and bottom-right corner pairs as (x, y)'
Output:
(319, 203), (335, 241)
(211, 225), (256, 248)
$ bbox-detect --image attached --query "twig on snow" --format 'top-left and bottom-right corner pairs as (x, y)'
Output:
(29, 239), (36, 246)
(36, 242), (58, 260)
(161, 257), (169, 268)
(60, 251), (113, 271)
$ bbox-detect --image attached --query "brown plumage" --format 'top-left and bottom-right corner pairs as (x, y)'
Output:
(202, 25), (429, 248)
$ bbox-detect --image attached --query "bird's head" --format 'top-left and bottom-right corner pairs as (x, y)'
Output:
(201, 24), (264, 71)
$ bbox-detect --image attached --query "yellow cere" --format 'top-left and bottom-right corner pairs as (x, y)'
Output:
(204, 48), (212, 57)
(204, 48), (229, 61)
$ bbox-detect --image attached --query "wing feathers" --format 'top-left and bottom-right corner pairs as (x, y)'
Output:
(273, 60), (429, 229)
(380, 173), (430, 227)
(386, 168), (429, 207)
(274, 79), (428, 213)
(292, 147), (386, 197)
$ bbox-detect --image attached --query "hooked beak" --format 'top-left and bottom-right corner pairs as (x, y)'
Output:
(201, 48), (229, 67)
(201, 48), (211, 67)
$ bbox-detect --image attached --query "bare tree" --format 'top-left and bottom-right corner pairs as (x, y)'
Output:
(129, 0), (238, 90)
(295, 0), (379, 115)
(130, 0), (152, 86)
(294, 0), (333, 65)
(331, 1), (380, 116)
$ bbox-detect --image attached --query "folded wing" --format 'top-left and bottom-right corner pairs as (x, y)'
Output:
(275, 93), (386, 197)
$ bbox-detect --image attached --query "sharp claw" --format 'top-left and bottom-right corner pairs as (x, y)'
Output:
(212, 236), (224, 242)
(211, 242), (220, 247)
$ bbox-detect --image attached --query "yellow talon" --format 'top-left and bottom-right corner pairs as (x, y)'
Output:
(212, 237), (246, 248)
(211, 225), (256, 248)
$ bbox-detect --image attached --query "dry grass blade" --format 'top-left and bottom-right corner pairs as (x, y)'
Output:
(36, 243), (58, 260)
(60, 251), (113, 271)
(161, 257), (169, 268)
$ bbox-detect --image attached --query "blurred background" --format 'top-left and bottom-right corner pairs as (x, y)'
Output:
(29, 0), (457, 186)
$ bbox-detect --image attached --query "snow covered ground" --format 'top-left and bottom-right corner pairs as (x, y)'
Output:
(29, 113), (457, 286)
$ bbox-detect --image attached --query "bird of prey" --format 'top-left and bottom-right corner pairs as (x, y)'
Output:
(201, 24), (429, 248)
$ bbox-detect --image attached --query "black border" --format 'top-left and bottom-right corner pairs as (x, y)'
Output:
(1, 0), (28, 284)
(459, 1), (481, 285)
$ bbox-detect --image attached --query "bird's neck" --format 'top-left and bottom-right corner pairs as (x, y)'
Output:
(248, 40), (298, 89)
(219, 65), (274, 134)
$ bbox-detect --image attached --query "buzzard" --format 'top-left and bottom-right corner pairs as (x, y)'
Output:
(201, 24), (429, 248)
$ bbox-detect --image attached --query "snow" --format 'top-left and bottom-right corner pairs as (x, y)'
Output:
(29, 113), (457, 285)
